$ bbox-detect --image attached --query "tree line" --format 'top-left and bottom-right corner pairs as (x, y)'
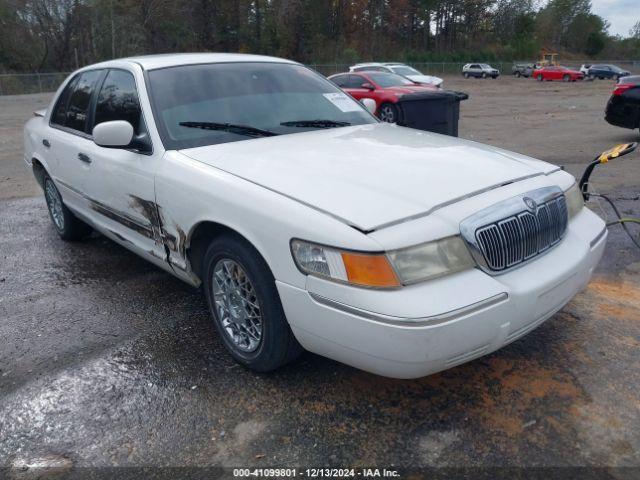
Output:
(1, 0), (639, 73)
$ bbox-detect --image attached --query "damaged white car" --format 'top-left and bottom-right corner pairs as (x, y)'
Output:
(24, 54), (606, 378)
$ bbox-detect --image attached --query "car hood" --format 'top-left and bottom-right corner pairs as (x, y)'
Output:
(406, 74), (443, 86)
(179, 123), (559, 231)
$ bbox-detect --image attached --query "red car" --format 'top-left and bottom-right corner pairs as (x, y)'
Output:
(328, 71), (437, 122)
(532, 65), (584, 82)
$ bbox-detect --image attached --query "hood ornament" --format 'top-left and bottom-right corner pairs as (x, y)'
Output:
(523, 196), (537, 212)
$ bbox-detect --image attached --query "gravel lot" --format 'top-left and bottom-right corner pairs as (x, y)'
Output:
(1, 75), (639, 477)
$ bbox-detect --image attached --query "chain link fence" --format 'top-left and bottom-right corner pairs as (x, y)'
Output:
(0, 72), (70, 96)
(2, 60), (639, 96)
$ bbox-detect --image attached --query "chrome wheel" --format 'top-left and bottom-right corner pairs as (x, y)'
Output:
(212, 259), (262, 353)
(379, 105), (396, 123)
(45, 179), (64, 231)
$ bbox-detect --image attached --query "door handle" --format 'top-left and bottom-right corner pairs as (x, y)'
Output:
(42, 139), (50, 148)
(77, 153), (91, 164)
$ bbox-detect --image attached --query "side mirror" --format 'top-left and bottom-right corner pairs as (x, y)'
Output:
(93, 120), (134, 148)
(361, 98), (377, 115)
(361, 82), (375, 91)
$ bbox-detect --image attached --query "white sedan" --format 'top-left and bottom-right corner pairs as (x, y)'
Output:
(24, 53), (606, 378)
(349, 62), (444, 88)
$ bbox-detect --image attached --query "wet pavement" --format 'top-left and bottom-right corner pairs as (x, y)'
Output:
(1, 193), (639, 476)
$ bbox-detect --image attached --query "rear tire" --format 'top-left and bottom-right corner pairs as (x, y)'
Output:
(43, 174), (92, 241)
(515, 72), (521, 78)
(537, 74), (543, 81)
(202, 234), (303, 372)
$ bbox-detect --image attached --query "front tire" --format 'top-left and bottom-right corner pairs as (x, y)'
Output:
(202, 234), (302, 372)
(43, 175), (91, 241)
(379, 103), (398, 123)
(515, 72), (521, 78)
(563, 74), (570, 82)
(482, 72), (487, 78)
(464, 72), (470, 78)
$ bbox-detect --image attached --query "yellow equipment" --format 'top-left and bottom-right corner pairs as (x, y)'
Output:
(539, 51), (559, 66)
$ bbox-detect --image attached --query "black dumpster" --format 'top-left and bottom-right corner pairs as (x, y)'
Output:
(396, 90), (468, 137)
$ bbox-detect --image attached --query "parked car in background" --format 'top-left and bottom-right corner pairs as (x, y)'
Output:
(587, 64), (631, 81)
(24, 53), (606, 379)
(349, 62), (443, 88)
(580, 64), (592, 76)
(533, 65), (584, 82)
(462, 63), (500, 79)
(605, 76), (640, 132)
(329, 71), (436, 123)
(512, 63), (535, 78)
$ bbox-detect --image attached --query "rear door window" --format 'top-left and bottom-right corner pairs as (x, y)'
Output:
(330, 74), (349, 87)
(51, 76), (79, 126)
(94, 69), (144, 135)
(346, 75), (367, 88)
(64, 70), (103, 133)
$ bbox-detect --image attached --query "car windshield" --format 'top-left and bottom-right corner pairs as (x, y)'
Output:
(366, 72), (415, 87)
(610, 65), (624, 72)
(147, 62), (376, 150)
(480, 64), (491, 69)
(389, 66), (421, 76)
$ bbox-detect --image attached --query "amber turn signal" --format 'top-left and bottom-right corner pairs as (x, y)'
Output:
(341, 252), (401, 288)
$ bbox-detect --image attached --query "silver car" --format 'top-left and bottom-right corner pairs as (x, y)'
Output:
(462, 63), (500, 79)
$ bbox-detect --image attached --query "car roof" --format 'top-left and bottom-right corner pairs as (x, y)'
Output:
(351, 62), (385, 67)
(80, 53), (297, 71)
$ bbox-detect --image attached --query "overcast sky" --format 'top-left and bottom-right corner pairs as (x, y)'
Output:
(590, 0), (638, 37)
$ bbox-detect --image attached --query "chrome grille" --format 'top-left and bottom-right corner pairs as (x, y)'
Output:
(460, 187), (568, 274)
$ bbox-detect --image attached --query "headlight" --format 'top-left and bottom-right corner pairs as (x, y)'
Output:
(291, 236), (474, 289)
(565, 182), (584, 219)
(387, 236), (474, 285)
(291, 240), (400, 288)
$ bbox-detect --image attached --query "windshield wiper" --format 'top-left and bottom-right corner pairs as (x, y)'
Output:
(280, 119), (351, 128)
(178, 121), (278, 137)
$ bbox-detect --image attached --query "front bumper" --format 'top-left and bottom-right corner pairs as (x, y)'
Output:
(277, 208), (607, 378)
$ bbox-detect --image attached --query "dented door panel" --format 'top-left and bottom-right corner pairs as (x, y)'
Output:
(80, 140), (166, 263)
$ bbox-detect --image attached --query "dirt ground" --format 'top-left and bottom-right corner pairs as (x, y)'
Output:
(1, 75), (639, 477)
